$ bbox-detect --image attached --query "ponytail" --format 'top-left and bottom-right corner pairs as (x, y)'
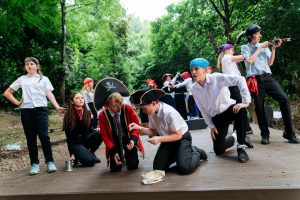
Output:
(217, 52), (225, 71)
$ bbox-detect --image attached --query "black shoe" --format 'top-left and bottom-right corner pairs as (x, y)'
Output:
(92, 153), (101, 163)
(261, 136), (270, 144)
(237, 148), (249, 163)
(246, 129), (253, 135)
(193, 146), (207, 161)
(283, 132), (300, 144)
(245, 136), (254, 148)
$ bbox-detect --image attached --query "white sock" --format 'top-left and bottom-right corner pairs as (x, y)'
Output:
(231, 131), (237, 142)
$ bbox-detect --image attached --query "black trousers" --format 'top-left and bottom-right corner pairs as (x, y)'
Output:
(153, 132), (200, 175)
(212, 105), (247, 155)
(251, 74), (293, 137)
(87, 102), (98, 129)
(188, 95), (199, 118)
(109, 139), (139, 172)
(161, 94), (176, 109)
(175, 93), (188, 120)
(71, 130), (102, 166)
(229, 86), (252, 132)
(20, 107), (53, 165)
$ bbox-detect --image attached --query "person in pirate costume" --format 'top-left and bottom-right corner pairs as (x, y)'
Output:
(128, 87), (207, 175)
(172, 71), (199, 119)
(63, 92), (102, 167)
(160, 73), (176, 109)
(95, 78), (144, 172)
(190, 58), (252, 163)
(241, 24), (299, 144)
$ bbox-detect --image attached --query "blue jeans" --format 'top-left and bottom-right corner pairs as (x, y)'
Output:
(21, 107), (53, 165)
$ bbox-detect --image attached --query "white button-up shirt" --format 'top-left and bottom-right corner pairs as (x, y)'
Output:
(221, 55), (241, 75)
(190, 73), (251, 129)
(10, 74), (54, 108)
(175, 77), (193, 95)
(148, 102), (188, 136)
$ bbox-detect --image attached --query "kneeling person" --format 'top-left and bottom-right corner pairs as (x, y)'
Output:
(129, 88), (207, 175)
(96, 78), (144, 172)
(190, 58), (251, 163)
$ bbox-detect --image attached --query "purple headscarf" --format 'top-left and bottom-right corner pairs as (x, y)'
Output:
(218, 44), (234, 54)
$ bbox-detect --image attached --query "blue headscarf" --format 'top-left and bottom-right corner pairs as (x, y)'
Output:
(189, 58), (210, 69)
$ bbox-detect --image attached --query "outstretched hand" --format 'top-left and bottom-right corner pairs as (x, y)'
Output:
(128, 122), (141, 131)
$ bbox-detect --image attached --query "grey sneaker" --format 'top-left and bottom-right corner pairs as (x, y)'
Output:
(29, 163), (40, 175)
(47, 162), (57, 173)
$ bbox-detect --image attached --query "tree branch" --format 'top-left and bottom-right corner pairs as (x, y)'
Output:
(207, 0), (226, 21)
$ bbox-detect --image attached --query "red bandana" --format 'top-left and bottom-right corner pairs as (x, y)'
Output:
(247, 76), (258, 96)
(76, 109), (83, 120)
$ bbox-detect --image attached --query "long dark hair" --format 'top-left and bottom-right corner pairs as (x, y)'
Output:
(63, 92), (91, 131)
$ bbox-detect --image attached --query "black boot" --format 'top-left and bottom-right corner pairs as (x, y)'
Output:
(283, 132), (300, 144)
(261, 136), (270, 144)
(237, 147), (249, 163)
(245, 136), (254, 148)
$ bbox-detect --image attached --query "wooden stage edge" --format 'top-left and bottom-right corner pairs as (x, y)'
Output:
(1, 124), (300, 200)
(2, 189), (300, 200)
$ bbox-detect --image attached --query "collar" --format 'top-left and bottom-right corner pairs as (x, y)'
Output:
(26, 74), (41, 78)
(108, 108), (121, 117)
(248, 42), (260, 48)
(196, 74), (210, 88)
(156, 102), (164, 118)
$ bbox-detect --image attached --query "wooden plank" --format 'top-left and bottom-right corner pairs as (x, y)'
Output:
(1, 124), (300, 200)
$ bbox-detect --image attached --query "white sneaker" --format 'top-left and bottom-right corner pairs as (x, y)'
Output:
(29, 163), (40, 175)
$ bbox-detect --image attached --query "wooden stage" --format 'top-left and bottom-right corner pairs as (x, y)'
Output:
(1, 124), (300, 200)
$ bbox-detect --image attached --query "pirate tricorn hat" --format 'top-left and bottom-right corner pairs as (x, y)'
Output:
(130, 86), (166, 106)
(94, 77), (130, 110)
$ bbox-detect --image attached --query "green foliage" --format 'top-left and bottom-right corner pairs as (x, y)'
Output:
(1, 0), (299, 110)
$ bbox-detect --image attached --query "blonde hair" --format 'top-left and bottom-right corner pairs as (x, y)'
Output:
(217, 52), (225, 71)
(106, 92), (123, 106)
(82, 77), (94, 92)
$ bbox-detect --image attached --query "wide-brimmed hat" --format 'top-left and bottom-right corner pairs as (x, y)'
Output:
(162, 73), (174, 81)
(130, 86), (165, 106)
(94, 77), (129, 110)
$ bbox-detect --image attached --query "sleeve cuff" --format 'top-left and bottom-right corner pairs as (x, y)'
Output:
(130, 135), (138, 145)
(109, 146), (117, 156)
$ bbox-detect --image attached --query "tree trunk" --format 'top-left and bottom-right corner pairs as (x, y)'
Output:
(60, 0), (67, 105)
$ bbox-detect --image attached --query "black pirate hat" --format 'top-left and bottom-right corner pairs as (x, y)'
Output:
(130, 86), (166, 106)
(94, 77), (129, 110)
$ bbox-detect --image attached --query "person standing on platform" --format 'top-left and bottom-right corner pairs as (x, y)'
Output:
(172, 72), (199, 119)
(217, 43), (254, 136)
(63, 92), (102, 167)
(82, 77), (98, 129)
(190, 58), (252, 163)
(241, 24), (299, 144)
(161, 73), (176, 109)
(3, 57), (65, 175)
(129, 87), (207, 175)
(95, 78), (144, 172)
